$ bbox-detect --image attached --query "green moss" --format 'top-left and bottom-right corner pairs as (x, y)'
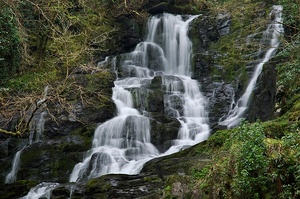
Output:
(265, 138), (283, 159)
(262, 119), (290, 138)
(208, 0), (268, 83)
(207, 130), (231, 149)
(143, 176), (162, 183)
(288, 94), (300, 122)
(191, 165), (210, 180)
(85, 71), (114, 92)
(85, 177), (112, 194)
(6, 68), (57, 92)
(20, 147), (44, 166)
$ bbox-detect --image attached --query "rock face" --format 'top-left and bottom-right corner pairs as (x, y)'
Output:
(0, 70), (116, 185)
(246, 62), (276, 122)
(189, 13), (236, 128)
(190, 12), (276, 129)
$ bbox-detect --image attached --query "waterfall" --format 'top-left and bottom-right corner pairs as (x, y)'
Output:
(69, 83), (159, 182)
(29, 86), (49, 144)
(5, 86), (49, 184)
(5, 148), (24, 184)
(219, 5), (284, 128)
(69, 13), (209, 182)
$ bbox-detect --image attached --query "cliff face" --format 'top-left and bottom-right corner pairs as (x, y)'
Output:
(0, 1), (285, 198)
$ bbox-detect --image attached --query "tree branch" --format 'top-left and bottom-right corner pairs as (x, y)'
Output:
(0, 129), (23, 137)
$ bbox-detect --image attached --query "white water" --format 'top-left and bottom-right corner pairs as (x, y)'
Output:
(70, 13), (209, 182)
(20, 182), (59, 199)
(69, 83), (160, 182)
(219, 5), (284, 128)
(162, 75), (209, 154)
(5, 147), (24, 184)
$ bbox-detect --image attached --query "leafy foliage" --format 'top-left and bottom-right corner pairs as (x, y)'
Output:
(230, 122), (269, 198)
(197, 118), (300, 198)
(277, 0), (300, 36)
(0, 5), (21, 86)
(274, 0), (300, 113)
(275, 34), (300, 95)
(0, 0), (121, 92)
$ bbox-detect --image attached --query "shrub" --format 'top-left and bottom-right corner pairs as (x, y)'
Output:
(231, 122), (269, 198)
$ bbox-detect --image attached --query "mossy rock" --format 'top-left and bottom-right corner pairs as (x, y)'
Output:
(162, 174), (196, 198)
(85, 177), (112, 195)
(84, 174), (165, 198)
(262, 119), (298, 139)
(149, 113), (180, 152)
(142, 141), (211, 177)
(17, 135), (92, 182)
(265, 138), (283, 160)
(287, 94), (300, 121)
(51, 186), (73, 199)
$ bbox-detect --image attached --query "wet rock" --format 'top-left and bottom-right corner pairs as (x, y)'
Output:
(147, 89), (164, 112)
(17, 135), (90, 182)
(217, 13), (231, 36)
(149, 113), (180, 152)
(206, 82), (235, 126)
(141, 142), (211, 177)
(83, 174), (164, 199)
(247, 62), (276, 122)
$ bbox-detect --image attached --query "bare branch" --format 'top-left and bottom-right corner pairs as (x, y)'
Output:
(0, 129), (23, 137)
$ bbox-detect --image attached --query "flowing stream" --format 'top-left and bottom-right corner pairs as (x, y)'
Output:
(69, 13), (209, 183)
(219, 5), (284, 128)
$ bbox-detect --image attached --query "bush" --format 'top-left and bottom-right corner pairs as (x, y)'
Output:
(231, 122), (269, 198)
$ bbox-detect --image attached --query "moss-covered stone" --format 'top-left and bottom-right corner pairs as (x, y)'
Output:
(17, 134), (92, 183)
(85, 177), (112, 194)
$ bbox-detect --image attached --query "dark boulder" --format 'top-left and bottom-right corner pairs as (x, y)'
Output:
(149, 113), (181, 152)
(247, 62), (276, 122)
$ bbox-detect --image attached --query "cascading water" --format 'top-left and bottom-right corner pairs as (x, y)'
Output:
(219, 5), (284, 128)
(69, 84), (159, 182)
(20, 182), (59, 199)
(69, 13), (210, 183)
